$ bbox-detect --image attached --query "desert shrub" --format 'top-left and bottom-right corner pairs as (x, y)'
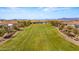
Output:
(59, 24), (65, 30)
(0, 29), (6, 36)
(13, 25), (20, 31)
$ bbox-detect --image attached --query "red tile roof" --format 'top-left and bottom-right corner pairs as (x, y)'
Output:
(63, 20), (79, 25)
(0, 20), (17, 24)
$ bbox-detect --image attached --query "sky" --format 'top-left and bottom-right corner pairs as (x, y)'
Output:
(0, 7), (79, 20)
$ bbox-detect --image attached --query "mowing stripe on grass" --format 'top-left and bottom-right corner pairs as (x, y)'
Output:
(0, 24), (79, 51)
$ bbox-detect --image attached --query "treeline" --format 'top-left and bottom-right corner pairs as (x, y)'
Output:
(49, 20), (62, 27)
(17, 20), (32, 27)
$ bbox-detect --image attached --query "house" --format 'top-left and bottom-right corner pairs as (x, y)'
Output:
(0, 20), (17, 30)
(0, 20), (17, 25)
(62, 20), (79, 28)
(31, 20), (48, 24)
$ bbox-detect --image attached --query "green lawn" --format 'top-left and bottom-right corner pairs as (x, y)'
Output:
(0, 24), (79, 51)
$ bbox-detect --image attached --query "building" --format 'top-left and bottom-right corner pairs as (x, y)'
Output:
(0, 20), (17, 25)
(62, 20), (79, 28)
(31, 20), (48, 24)
(0, 20), (17, 30)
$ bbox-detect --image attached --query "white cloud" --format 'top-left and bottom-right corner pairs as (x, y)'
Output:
(38, 7), (55, 11)
(39, 7), (72, 12)
(40, 7), (58, 12)
(43, 8), (51, 11)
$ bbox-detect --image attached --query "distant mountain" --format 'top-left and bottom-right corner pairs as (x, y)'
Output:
(1, 18), (79, 20)
(58, 18), (79, 20)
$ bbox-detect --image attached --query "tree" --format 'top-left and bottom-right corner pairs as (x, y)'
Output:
(17, 20), (32, 27)
(3, 25), (10, 33)
(50, 20), (62, 27)
(67, 26), (73, 30)
(59, 24), (65, 30)
(0, 29), (6, 36)
(73, 28), (79, 36)
(66, 26), (74, 33)
(26, 20), (32, 26)
(13, 25), (20, 31)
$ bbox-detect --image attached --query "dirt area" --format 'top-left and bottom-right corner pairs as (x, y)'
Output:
(0, 31), (19, 45)
(57, 28), (79, 46)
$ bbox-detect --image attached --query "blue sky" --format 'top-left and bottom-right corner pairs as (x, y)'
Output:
(0, 7), (79, 19)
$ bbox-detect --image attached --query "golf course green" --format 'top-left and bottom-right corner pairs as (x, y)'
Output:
(0, 24), (79, 51)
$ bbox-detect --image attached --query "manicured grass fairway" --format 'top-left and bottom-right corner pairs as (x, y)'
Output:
(0, 24), (79, 51)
